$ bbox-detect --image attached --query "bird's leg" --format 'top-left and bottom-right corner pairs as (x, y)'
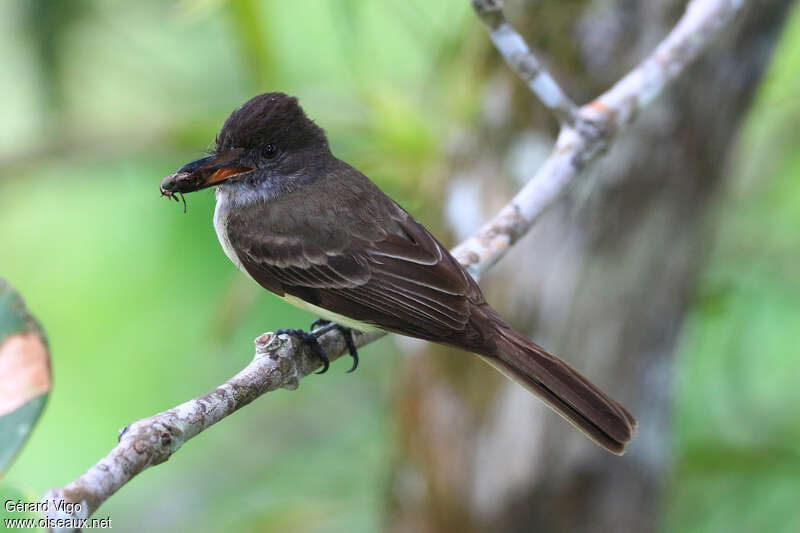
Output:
(310, 319), (360, 373)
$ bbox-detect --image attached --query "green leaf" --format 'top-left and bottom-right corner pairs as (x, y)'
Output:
(0, 279), (50, 476)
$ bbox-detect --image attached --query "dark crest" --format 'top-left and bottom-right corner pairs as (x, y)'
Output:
(216, 92), (327, 152)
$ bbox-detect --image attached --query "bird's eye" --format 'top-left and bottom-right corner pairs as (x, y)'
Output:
(263, 143), (277, 159)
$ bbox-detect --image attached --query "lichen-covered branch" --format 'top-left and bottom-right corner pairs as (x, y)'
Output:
(43, 328), (385, 529)
(453, 0), (746, 277)
(595, 0), (746, 128)
(43, 0), (747, 529)
(470, 0), (579, 124)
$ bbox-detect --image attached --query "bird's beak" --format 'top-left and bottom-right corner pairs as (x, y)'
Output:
(160, 149), (254, 194)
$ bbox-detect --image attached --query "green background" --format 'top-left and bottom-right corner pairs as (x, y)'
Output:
(1, 1), (798, 531)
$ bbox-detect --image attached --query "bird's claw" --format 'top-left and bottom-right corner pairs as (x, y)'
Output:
(276, 328), (330, 374)
(310, 320), (359, 373)
(275, 320), (359, 374)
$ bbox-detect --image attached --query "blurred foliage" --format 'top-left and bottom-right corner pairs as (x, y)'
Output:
(667, 5), (800, 533)
(0, 0), (797, 532)
(20, 0), (88, 125)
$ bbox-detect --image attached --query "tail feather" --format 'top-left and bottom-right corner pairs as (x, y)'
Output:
(487, 327), (636, 455)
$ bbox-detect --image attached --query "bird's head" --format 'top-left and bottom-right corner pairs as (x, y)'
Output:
(160, 92), (329, 198)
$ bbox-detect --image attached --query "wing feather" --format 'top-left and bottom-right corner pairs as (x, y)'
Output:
(226, 177), (483, 340)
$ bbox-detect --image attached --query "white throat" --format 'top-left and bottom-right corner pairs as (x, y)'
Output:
(213, 186), (247, 272)
(211, 181), (281, 271)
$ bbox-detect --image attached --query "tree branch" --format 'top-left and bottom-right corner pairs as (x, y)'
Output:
(43, 329), (385, 529)
(470, 0), (579, 124)
(454, 0), (745, 277)
(43, 0), (747, 529)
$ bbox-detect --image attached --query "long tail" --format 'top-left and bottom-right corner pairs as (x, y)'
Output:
(482, 325), (636, 455)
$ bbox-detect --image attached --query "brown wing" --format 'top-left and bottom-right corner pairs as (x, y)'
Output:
(225, 175), (486, 343)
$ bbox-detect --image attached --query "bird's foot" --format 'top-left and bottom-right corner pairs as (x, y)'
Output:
(310, 319), (359, 373)
(275, 328), (331, 374)
(275, 320), (359, 374)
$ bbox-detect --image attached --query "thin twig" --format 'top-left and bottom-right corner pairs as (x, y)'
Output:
(453, 0), (746, 277)
(470, 0), (579, 124)
(43, 0), (747, 529)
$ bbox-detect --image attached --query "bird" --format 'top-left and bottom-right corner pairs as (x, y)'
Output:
(160, 92), (636, 454)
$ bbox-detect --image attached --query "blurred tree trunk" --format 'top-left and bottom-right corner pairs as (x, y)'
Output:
(385, 1), (792, 532)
